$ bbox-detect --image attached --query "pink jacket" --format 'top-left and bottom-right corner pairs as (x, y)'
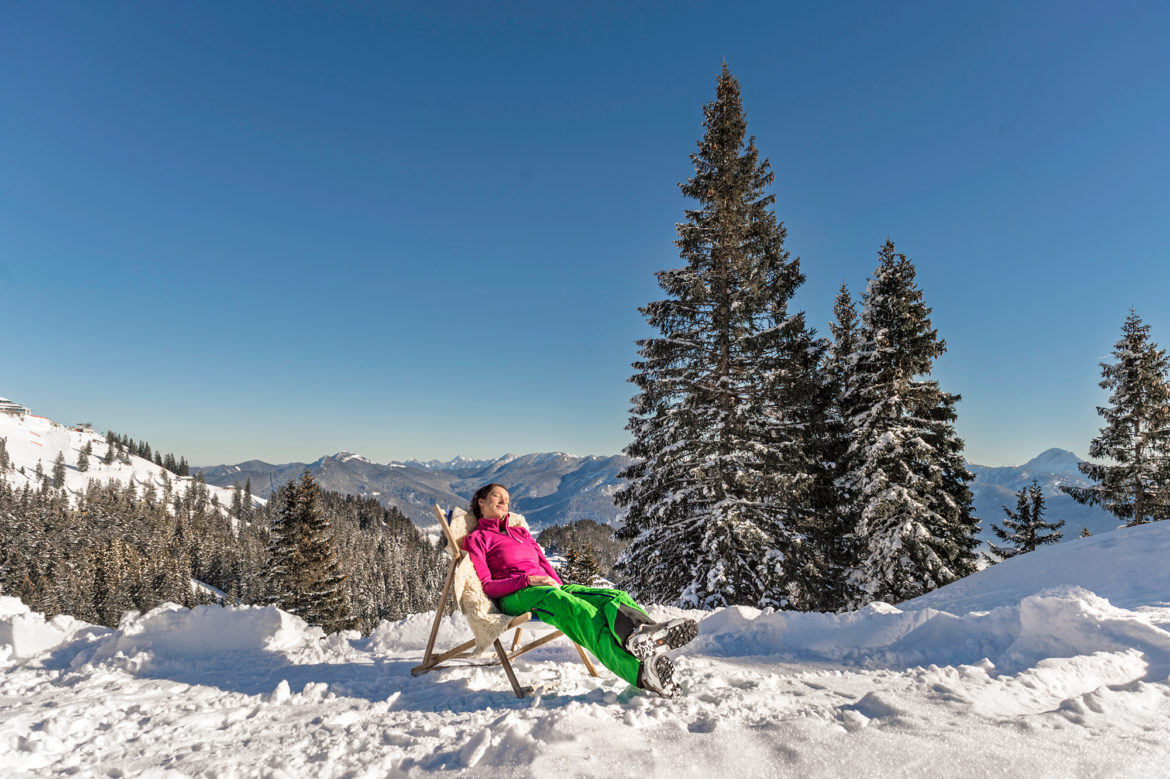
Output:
(464, 514), (562, 599)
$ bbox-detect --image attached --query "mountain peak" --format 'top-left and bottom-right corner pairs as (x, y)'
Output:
(1021, 448), (1083, 475)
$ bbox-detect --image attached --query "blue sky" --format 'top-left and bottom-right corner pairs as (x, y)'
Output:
(3, 1), (1168, 467)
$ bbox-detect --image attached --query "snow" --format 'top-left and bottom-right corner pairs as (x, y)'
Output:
(902, 519), (1170, 617)
(5, 525), (1170, 776)
(0, 407), (257, 510)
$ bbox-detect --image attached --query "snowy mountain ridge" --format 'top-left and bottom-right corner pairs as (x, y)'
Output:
(967, 447), (1116, 543)
(967, 447), (1092, 492)
(403, 451), (583, 471)
(0, 402), (250, 512)
(197, 449), (629, 530)
(200, 443), (1116, 544)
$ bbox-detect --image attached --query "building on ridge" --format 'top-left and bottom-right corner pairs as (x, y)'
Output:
(0, 398), (30, 417)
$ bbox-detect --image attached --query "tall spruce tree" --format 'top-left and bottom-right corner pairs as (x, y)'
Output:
(990, 479), (1063, 559)
(559, 542), (603, 586)
(52, 452), (67, 490)
(804, 284), (864, 612)
(616, 65), (822, 609)
(93, 537), (140, 627)
(827, 285), (861, 402)
(1063, 310), (1170, 525)
(759, 313), (830, 612)
(265, 472), (354, 633)
(839, 240), (979, 608)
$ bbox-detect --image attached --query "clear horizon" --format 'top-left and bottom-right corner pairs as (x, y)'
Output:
(4, 2), (1168, 468)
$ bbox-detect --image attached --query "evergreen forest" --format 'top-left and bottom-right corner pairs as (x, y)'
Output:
(0, 470), (445, 634)
(538, 519), (630, 582)
(615, 65), (979, 612)
(615, 66), (1170, 613)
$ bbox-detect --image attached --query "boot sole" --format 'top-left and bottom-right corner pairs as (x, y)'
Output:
(629, 619), (699, 659)
(641, 654), (679, 698)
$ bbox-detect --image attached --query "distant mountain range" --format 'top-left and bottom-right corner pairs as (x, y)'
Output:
(194, 452), (628, 531)
(968, 448), (1117, 544)
(195, 446), (1120, 545)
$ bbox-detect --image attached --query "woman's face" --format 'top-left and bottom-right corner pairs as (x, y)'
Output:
(477, 486), (510, 519)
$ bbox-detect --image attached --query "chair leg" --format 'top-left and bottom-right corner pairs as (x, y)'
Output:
(495, 639), (529, 698)
(419, 558), (458, 668)
(573, 643), (600, 677)
(411, 636), (478, 675)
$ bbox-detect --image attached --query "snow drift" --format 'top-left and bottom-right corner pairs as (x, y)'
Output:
(3, 523), (1170, 776)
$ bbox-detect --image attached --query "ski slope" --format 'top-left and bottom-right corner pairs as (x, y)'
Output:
(0, 406), (253, 510)
(3, 522), (1169, 777)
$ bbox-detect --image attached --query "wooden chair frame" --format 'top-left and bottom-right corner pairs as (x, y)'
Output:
(410, 505), (598, 697)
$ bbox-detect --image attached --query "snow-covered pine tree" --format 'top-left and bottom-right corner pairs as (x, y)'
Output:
(265, 472), (354, 633)
(52, 452), (66, 490)
(77, 441), (92, 472)
(92, 537), (140, 628)
(799, 284), (864, 612)
(757, 307), (830, 612)
(827, 285), (860, 401)
(230, 485), (243, 520)
(989, 479), (1063, 559)
(560, 542), (603, 586)
(0, 436), (9, 470)
(152, 540), (194, 607)
(839, 240), (979, 608)
(1063, 310), (1170, 526)
(242, 478), (255, 524)
(616, 65), (822, 609)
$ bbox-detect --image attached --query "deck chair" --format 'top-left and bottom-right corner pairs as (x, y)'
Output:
(410, 505), (599, 697)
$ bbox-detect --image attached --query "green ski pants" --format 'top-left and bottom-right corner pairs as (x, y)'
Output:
(498, 583), (651, 686)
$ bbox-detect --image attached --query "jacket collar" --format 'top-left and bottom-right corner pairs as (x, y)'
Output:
(476, 513), (511, 534)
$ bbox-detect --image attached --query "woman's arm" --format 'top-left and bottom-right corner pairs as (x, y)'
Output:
(522, 528), (563, 585)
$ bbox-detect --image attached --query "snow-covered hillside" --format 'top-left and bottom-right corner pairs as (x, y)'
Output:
(3, 521), (1169, 776)
(0, 401), (251, 511)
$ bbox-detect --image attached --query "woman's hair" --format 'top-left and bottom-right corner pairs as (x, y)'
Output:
(470, 483), (508, 519)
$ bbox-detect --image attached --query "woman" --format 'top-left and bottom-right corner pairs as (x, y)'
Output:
(463, 483), (697, 697)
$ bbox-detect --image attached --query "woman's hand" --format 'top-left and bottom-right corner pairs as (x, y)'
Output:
(527, 575), (559, 588)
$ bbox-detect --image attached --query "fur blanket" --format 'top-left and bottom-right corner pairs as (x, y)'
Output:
(447, 507), (530, 655)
